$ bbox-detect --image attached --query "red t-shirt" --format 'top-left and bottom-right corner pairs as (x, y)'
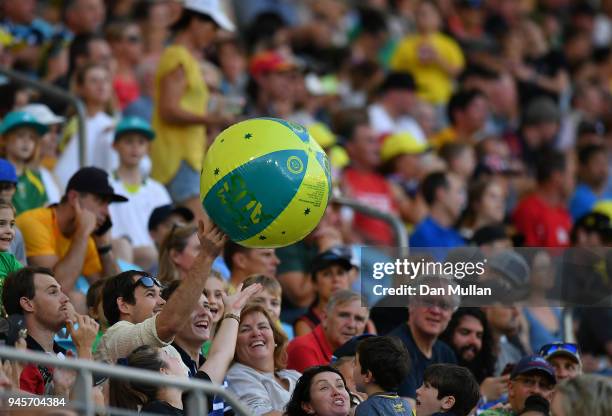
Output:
(342, 168), (398, 245)
(113, 76), (140, 109)
(286, 325), (333, 373)
(512, 193), (572, 247)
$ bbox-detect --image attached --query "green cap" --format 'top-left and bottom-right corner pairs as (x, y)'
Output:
(114, 116), (155, 141)
(0, 111), (48, 136)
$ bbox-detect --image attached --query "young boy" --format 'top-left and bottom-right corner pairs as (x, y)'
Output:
(0, 111), (51, 215)
(242, 274), (294, 339)
(415, 364), (480, 416)
(354, 336), (413, 416)
(108, 116), (171, 270)
(85, 278), (107, 353)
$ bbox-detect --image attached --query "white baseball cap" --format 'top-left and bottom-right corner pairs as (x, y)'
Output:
(20, 103), (65, 126)
(183, 0), (235, 32)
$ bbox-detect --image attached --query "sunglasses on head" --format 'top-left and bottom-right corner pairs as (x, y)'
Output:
(538, 342), (578, 357)
(132, 274), (164, 290)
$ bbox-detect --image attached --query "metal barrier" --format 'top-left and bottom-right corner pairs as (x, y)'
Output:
(332, 195), (409, 256)
(0, 66), (87, 167)
(0, 346), (253, 416)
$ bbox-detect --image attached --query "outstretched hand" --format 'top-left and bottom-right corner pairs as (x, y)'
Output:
(223, 283), (263, 316)
(197, 217), (227, 259)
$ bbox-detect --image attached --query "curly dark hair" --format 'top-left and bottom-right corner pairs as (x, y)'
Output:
(439, 308), (496, 383)
(284, 366), (351, 416)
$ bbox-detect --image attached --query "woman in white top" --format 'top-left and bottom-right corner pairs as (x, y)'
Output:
(227, 303), (301, 416)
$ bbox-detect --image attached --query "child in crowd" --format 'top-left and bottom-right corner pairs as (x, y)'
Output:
(0, 111), (52, 215)
(201, 270), (227, 357)
(243, 274), (294, 339)
(0, 201), (23, 286)
(204, 270), (226, 326)
(354, 336), (412, 416)
(0, 158), (27, 264)
(146, 204), (195, 256)
(20, 103), (64, 201)
(330, 334), (375, 407)
(20, 103), (65, 173)
(107, 116), (171, 271)
(294, 249), (352, 337)
(55, 63), (116, 188)
(85, 278), (107, 353)
(415, 364), (481, 416)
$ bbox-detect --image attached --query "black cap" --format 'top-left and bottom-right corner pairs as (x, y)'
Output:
(148, 204), (195, 231)
(66, 167), (128, 203)
(331, 334), (376, 362)
(311, 248), (353, 276)
(472, 224), (509, 246)
(573, 212), (612, 242)
(379, 72), (416, 94)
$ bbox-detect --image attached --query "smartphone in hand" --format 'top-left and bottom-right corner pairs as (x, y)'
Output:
(94, 217), (112, 236)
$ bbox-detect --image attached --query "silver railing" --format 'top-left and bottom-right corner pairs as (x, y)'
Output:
(332, 195), (409, 256)
(0, 346), (253, 416)
(0, 66), (87, 167)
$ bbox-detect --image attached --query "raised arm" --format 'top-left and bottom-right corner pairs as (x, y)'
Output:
(155, 218), (226, 342)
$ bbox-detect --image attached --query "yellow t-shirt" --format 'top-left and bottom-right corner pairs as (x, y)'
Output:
(391, 32), (465, 105)
(150, 45), (209, 184)
(16, 207), (102, 277)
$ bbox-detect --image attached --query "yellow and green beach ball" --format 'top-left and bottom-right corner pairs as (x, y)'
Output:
(200, 118), (332, 248)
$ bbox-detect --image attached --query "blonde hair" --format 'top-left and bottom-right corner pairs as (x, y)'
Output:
(243, 274), (281, 296)
(157, 224), (197, 284)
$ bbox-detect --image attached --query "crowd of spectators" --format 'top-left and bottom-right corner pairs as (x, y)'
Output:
(0, 0), (611, 415)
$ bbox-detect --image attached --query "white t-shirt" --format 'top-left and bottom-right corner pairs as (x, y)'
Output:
(109, 175), (172, 247)
(54, 112), (151, 189)
(39, 167), (61, 204)
(368, 103), (427, 143)
(226, 362), (301, 416)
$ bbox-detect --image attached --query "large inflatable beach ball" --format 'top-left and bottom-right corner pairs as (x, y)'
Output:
(200, 118), (332, 248)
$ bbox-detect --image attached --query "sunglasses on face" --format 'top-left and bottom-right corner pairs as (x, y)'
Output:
(538, 342), (579, 357)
